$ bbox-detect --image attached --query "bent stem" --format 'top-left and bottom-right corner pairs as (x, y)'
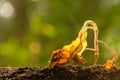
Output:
(98, 40), (118, 63)
(98, 40), (118, 71)
(83, 20), (99, 66)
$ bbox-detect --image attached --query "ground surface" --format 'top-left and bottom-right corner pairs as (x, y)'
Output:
(0, 65), (120, 80)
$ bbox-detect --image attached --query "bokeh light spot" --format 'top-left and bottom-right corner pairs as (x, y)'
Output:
(0, 1), (15, 19)
(29, 41), (41, 54)
(42, 24), (56, 37)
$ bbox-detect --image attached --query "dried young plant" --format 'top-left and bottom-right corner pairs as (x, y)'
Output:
(48, 20), (118, 71)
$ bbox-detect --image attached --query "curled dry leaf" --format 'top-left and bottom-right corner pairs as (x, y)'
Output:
(48, 27), (88, 67)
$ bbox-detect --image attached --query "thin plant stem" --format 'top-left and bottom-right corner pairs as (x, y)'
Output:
(98, 40), (118, 63)
(82, 20), (99, 66)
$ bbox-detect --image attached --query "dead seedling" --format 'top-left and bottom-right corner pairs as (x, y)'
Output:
(48, 20), (118, 71)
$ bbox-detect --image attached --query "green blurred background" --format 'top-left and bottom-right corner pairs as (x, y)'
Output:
(0, 0), (120, 67)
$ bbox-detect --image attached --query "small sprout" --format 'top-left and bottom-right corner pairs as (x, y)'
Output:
(48, 20), (119, 70)
(48, 20), (99, 67)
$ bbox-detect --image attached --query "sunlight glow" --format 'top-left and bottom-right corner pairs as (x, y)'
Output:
(0, 1), (15, 19)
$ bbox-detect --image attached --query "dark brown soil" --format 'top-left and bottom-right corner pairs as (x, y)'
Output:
(0, 65), (120, 80)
